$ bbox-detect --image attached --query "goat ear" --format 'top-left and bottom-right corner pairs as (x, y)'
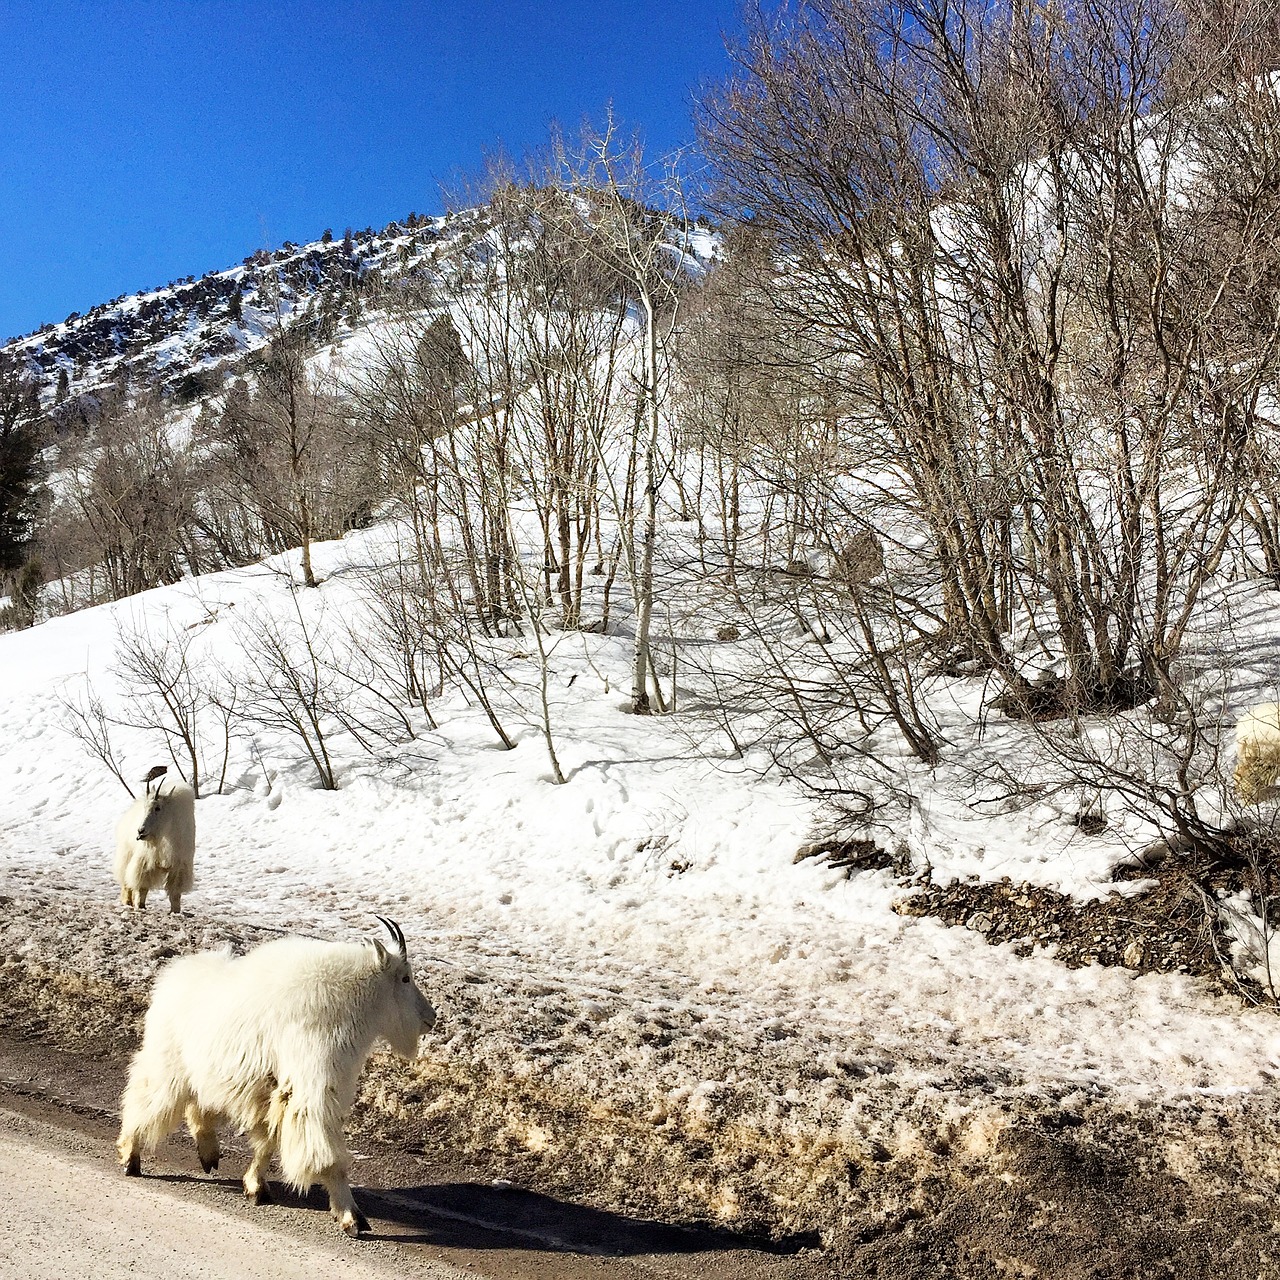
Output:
(370, 937), (391, 967)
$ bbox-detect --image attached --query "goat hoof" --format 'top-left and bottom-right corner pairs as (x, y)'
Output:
(341, 1210), (370, 1237)
(246, 1182), (273, 1205)
(124, 1154), (141, 1177)
(200, 1155), (219, 1173)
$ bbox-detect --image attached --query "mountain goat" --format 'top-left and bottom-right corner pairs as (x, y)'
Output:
(1235, 703), (1280, 803)
(116, 917), (437, 1236)
(113, 766), (196, 913)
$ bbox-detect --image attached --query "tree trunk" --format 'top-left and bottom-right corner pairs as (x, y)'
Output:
(631, 291), (660, 714)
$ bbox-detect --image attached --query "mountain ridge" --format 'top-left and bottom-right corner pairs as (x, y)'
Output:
(1, 214), (448, 403)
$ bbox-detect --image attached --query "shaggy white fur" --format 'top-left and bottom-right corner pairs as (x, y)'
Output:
(1234, 703), (1280, 803)
(115, 919), (436, 1236)
(113, 774), (196, 913)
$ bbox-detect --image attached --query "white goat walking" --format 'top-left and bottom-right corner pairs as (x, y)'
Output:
(113, 766), (196, 913)
(116, 917), (437, 1236)
(1235, 703), (1280, 803)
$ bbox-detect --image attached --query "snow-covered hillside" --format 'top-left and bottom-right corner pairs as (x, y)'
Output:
(1, 209), (718, 410)
(6, 514), (1280, 1270)
(4, 524), (1278, 1111)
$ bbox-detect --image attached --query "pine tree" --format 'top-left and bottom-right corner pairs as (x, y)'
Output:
(0, 359), (44, 576)
(10, 558), (41, 627)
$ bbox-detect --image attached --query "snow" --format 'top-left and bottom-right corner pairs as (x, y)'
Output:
(3, 206), (715, 412)
(3, 522), (1280, 1120)
(1219, 892), (1280, 998)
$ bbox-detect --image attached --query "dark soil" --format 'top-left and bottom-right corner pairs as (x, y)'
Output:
(893, 869), (1219, 978)
(794, 839), (903, 876)
(990, 671), (1159, 720)
(888, 831), (1280, 1002)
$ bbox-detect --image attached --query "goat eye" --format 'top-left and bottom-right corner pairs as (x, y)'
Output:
(401, 975), (410, 983)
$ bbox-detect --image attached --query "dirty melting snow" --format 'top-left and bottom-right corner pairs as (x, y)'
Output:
(1, 525), (1279, 1124)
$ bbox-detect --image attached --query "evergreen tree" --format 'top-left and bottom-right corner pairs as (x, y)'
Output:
(0, 358), (44, 576)
(9, 558), (41, 628)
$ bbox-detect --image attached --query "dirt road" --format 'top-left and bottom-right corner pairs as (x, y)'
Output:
(0, 1033), (831, 1280)
(1, 1108), (462, 1280)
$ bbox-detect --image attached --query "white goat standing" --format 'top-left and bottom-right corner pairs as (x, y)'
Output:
(113, 766), (196, 913)
(1235, 703), (1280, 803)
(116, 917), (437, 1236)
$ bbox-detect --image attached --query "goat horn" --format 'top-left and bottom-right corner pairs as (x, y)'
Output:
(373, 915), (407, 958)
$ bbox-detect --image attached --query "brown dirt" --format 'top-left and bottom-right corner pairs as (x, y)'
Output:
(893, 870), (1218, 978)
(890, 834), (1280, 1002)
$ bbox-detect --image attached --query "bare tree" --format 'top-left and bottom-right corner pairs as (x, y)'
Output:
(360, 549), (518, 751)
(58, 677), (134, 796)
(549, 115), (695, 711)
(62, 393), (195, 601)
(112, 618), (210, 795)
(353, 288), (521, 633)
(699, 0), (1280, 718)
(205, 333), (379, 587)
(499, 180), (629, 632)
(235, 597), (344, 789)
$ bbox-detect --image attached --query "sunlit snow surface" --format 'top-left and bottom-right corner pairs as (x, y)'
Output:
(3, 524), (1279, 1106)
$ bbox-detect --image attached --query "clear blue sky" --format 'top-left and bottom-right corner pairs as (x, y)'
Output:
(0, 0), (739, 341)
